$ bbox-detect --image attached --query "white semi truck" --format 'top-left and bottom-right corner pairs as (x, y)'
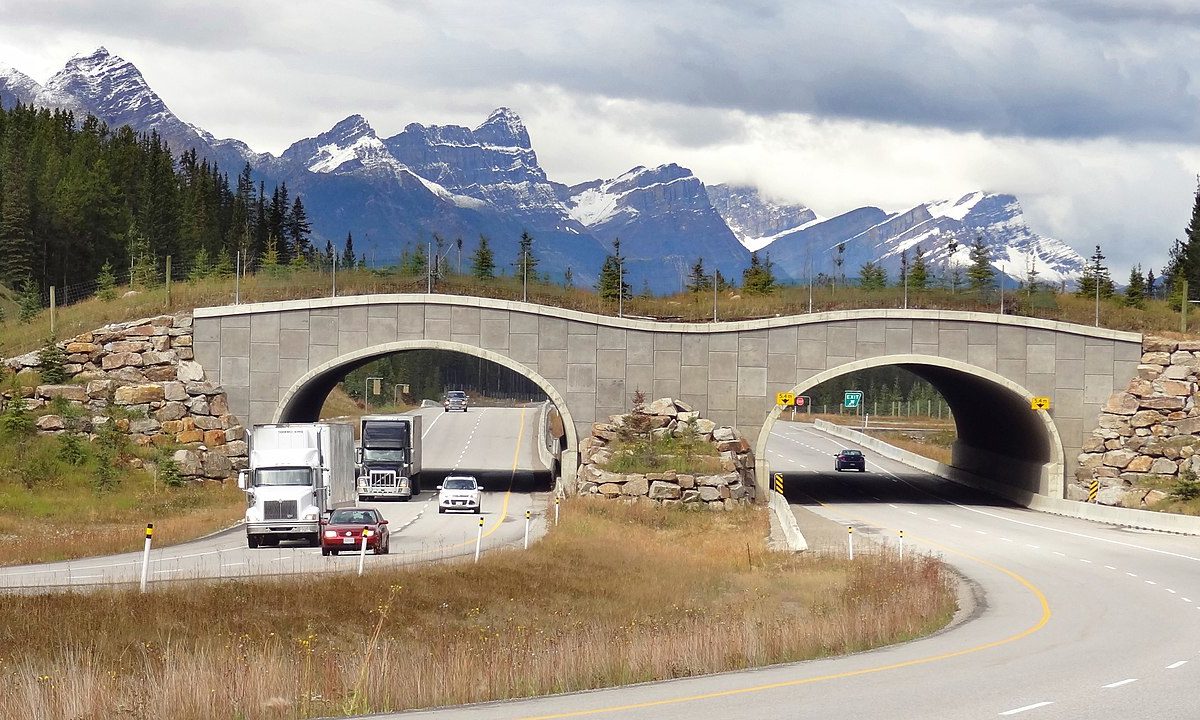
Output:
(239, 422), (356, 548)
(357, 414), (423, 501)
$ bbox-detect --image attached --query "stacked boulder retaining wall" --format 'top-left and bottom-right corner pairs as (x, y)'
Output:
(1074, 337), (1200, 509)
(3, 313), (247, 481)
(575, 397), (756, 509)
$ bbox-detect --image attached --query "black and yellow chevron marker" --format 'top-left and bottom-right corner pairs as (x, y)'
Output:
(1088, 480), (1099, 503)
(773, 472), (784, 494)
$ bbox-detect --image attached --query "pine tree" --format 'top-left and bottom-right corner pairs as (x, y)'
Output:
(189, 247), (213, 281)
(287, 197), (311, 261)
(1146, 269), (1158, 299)
(470, 235), (495, 279)
(260, 234), (282, 276)
(18, 277), (40, 323)
(858, 260), (887, 290)
(0, 145), (32, 287)
(1165, 180), (1200, 298)
(966, 233), (995, 291)
(324, 239), (335, 270)
(1124, 263), (1146, 308)
(686, 257), (711, 293)
(896, 251), (910, 289)
(833, 242), (846, 288)
(597, 238), (630, 301)
(340, 232), (355, 269)
(909, 245), (928, 289)
(455, 237), (464, 274)
(564, 266), (574, 289)
(944, 237), (962, 291)
(516, 230), (538, 280)
(1077, 245), (1115, 299)
(97, 260), (117, 301)
(741, 252), (778, 295)
(402, 243), (428, 276)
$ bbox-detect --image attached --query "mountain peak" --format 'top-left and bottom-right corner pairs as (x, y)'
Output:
(324, 113), (375, 142)
(474, 106), (530, 148)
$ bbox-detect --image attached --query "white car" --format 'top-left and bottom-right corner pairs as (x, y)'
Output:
(438, 475), (481, 514)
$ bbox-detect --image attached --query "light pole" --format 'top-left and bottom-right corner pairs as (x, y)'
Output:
(617, 256), (624, 318)
(522, 245), (528, 303)
(712, 269), (717, 322)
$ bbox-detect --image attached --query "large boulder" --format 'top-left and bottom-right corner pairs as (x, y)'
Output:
(114, 384), (165, 405)
(176, 361), (205, 383)
(37, 384), (88, 403)
(35, 415), (65, 431)
(622, 475), (649, 496)
(172, 449), (204, 476)
(648, 481), (682, 500)
(644, 398), (678, 417)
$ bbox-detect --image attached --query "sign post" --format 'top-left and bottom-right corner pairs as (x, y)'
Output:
(139, 523), (154, 593)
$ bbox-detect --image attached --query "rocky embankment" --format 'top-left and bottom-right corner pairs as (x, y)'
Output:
(1075, 337), (1200, 507)
(3, 313), (246, 481)
(577, 397), (756, 508)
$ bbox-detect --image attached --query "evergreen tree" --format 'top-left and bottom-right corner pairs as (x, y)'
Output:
(189, 247), (213, 281)
(127, 223), (160, 288)
(1146, 268), (1158, 299)
(597, 238), (630, 301)
(944, 237), (963, 291)
(858, 260), (887, 289)
(287, 197), (311, 260)
(455, 237), (464, 274)
(1124, 263), (1146, 308)
(833, 242), (846, 288)
(516, 230), (538, 279)
(640, 279), (652, 299)
(1077, 245), (1115, 299)
(38, 339), (68, 384)
(402, 243), (428, 276)
(470, 235), (495, 279)
(564, 266), (574, 289)
(714, 269), (729, 291)
(896, 250), (909, 289)
(1165, 180), (1200, 298)
(909, 245), (928, 289)
(686, 257), (711, 293)
(324, 238), (335, 270)
(341, 232), (355, 269)
(966, 233), (995, 291)
(96, 260), (117, 301)
(18, 277), (40, 323)
(260, 234), (283, 276)
(741, 251), (778, 295)
(0, 142), (32, 287)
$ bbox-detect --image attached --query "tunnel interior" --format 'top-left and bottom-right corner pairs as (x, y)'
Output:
(773, 359), (1062, 503)
(275, 345), (570, 494)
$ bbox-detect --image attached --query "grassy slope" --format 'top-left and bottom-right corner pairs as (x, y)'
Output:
(0, 499), (955, 718)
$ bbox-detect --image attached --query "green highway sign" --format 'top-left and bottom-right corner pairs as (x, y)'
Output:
(843, 390), (863, 409)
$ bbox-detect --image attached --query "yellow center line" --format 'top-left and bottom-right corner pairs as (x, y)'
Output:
(407, 408), (523, 557)
(517, 496), (1051, 720)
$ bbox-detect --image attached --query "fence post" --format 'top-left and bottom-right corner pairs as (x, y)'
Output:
(49, 286), (56, 337)
(554, 498), (560, 526)
(165, 255), (172, 309)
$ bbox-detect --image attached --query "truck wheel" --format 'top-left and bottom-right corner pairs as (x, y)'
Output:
(247, 535), (260, 549)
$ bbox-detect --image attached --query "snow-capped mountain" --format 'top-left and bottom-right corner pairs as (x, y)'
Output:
(759, 191), (1084, 285)
(1, 46), (1086, 292)
(706, 184), (822, 252)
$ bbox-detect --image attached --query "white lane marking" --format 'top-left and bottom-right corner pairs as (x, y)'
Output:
(1126, 572), (1138, 578)
(999, 701), (1054, 715)
(791, 424), (1200, 564)
(1184, 597), (1192, 603)
(1078, 558), (1091, 563)
(1001, 537), (1014, 543)
(1167, 660), (1188, 669)
(976, 530), (988, 535)
(1167, 588), (1177, 594)
(1145, 580), (1158, 586)
(887, 504), (898, 509)
(1102, 679), (1137, 688)
(1104, 565), (1117, 570)
(950, 523), (962, 529)
(908, 511), (918, 515)
(927, 517), (940, 522)
(1026, 544), (1040, 550)
(1052, 551), (1066, 557)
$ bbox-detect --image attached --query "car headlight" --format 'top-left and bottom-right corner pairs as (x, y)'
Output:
(324, 530), (337, 538)
(303, 511), (319, 521)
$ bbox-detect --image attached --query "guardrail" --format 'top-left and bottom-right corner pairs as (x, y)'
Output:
(813, 419), (1200, 536)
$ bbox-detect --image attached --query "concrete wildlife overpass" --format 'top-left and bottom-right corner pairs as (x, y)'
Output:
(192, 295), (1143, 502)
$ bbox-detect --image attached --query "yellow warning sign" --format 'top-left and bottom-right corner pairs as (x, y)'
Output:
(1030, 396), (1051, 411)
(775, 391), (795, 407)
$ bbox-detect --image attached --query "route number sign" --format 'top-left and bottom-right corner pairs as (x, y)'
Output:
(775, 391), (796, 407)
(1030, 396), (1051, 411)
(843, 391), (863, 409)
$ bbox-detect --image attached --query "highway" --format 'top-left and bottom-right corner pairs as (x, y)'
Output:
(0, 406), (551, 590)
(369, 420), (1200, 720)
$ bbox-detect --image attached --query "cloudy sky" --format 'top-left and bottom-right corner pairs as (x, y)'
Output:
(1, 0), (1198, 276)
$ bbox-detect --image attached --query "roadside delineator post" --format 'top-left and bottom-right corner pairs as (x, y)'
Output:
(848, 526), (854, 561)
(524, 510), (531, 550)
(773, 472), (784, 495)
(899, 530), (905, 560)
(554, 498), (560, 526)
(139, 523), (154, 593)
(474, 517), (484, 563)
(1088, 480), (1100, 503)
(358, 528), (371, 576)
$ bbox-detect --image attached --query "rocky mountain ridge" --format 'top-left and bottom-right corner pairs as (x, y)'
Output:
(0, 47), (1086, 292)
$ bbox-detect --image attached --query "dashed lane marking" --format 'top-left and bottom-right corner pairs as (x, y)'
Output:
(1167, 661), (1188, 669)
(999, 701), (1054, 716)
(1102, 679), (1137, 688)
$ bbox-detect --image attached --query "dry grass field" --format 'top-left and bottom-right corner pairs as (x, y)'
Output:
(0, 499), (956, 720)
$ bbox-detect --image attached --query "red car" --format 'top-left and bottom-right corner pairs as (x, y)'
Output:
(320, 507), (390, 556)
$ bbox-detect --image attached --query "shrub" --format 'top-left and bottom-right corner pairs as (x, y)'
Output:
(0, 395), (34, 438)
(38, 339), (69, 384)
(57, 433), (88, 466)
(158, 456), (185, 488)
(97, 261), (118, 301)
(1171, 467), (1200, 501)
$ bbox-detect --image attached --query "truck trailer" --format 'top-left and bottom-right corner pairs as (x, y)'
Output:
(238, 422), (356, 548)
(357, 414), (423, 501)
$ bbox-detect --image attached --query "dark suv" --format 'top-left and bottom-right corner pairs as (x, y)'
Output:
(834, 449), (866, 472)
(443, 390), (469, 412)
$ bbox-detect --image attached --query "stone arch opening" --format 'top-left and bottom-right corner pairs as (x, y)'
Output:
(275, 340), (579, 488)
(755, 354), (1067, 504)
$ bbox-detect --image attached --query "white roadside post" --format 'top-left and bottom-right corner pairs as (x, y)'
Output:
(524, 510), (531, 550)
(358, 528), (371, 576)
(847, 525), (854, 561)
(554, 498), (560, 526)
(899, 530), (905, 560)
(139, 523), (154, 593)
(474, 517), (484, 563)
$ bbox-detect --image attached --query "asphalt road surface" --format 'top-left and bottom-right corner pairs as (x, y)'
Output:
(0, 406), (551, 590)
(366, 420), (1200, 720)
